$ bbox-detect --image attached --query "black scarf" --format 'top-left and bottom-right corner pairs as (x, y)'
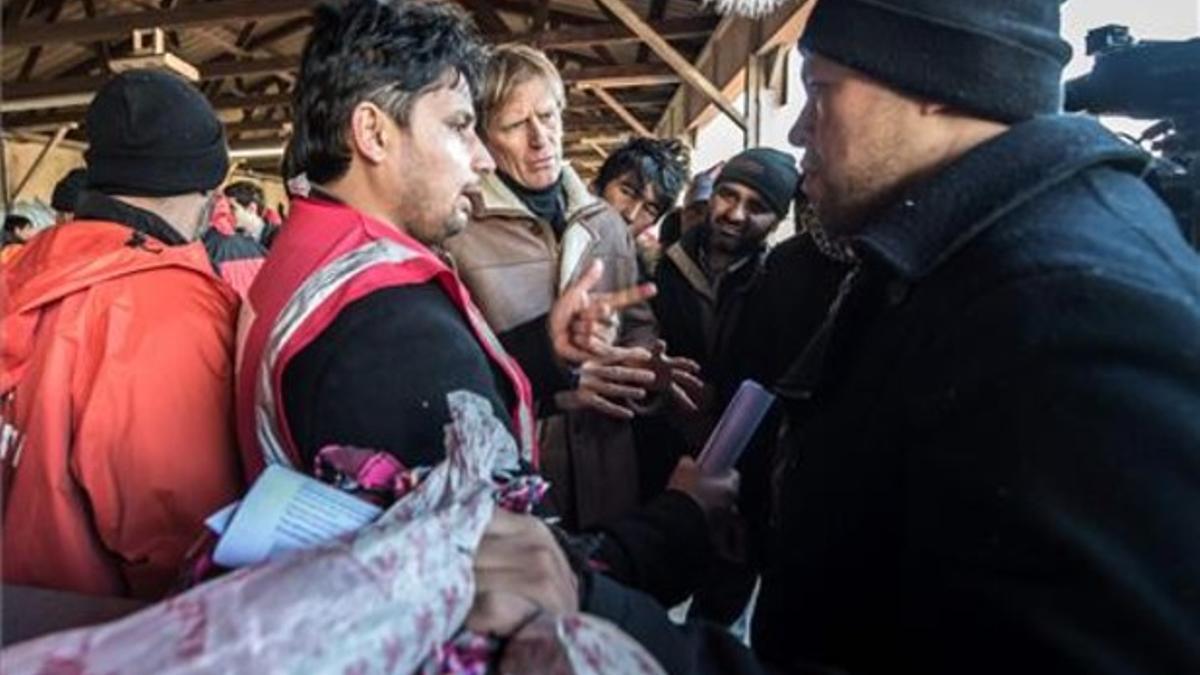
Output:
(74, 190), (189, 247)
(498, 171), (566, 238)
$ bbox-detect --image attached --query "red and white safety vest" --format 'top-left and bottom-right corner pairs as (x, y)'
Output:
(234, 195), (536, 480)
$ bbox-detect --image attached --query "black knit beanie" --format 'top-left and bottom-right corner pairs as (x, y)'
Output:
(799, 0), (1073, 123)
(85, 70), (229, 197)
(716, 148), (801, 218)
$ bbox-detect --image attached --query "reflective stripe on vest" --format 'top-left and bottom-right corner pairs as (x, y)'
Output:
(253, 238), (536, 469)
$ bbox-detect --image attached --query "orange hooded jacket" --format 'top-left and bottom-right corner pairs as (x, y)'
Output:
(1, 221), (243, 599)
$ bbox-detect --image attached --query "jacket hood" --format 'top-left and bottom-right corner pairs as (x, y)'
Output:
(2, 220), (220, 390)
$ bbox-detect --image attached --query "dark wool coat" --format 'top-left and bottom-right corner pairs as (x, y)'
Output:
(585, 116), (1200, 675)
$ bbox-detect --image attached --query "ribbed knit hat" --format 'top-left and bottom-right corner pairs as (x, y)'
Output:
(716, 148), (801, 218)
(85, 70), (229, 197)
(799, 0), (1073, 123)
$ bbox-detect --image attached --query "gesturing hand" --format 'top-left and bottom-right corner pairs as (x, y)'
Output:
(554, 346), (657, 420)
(645, 340), (705, 413)
(549, 260), (657, 364)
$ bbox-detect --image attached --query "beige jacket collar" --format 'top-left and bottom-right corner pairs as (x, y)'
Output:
(477, 163), (604, 226)
(477, 164), (612, 288)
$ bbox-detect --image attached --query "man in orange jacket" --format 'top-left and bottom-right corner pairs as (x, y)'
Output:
(1, 70), (243, 600)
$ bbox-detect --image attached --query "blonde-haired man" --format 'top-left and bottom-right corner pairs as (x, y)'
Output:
(444, 44), (702, 532)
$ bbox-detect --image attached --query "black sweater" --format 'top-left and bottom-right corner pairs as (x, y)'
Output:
(283, 280), (713, 611)
(283, 283), (515, 469)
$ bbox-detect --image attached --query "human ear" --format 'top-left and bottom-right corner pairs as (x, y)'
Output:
(349, 102), (391, 164)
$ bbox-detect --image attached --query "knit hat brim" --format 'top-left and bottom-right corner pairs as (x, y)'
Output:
(716, 148), (800, 218)
(86, 147), (228, 197)
(799, 0), (1072, 123)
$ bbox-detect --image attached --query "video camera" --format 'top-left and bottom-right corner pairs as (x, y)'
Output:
(1064, 25), (1200, 247)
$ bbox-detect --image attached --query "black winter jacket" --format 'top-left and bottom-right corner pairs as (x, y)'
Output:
(584, 116), (1200, 674)
(653, 226), (768, 395)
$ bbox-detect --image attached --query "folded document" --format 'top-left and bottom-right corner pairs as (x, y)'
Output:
(208, 465), (382, 568)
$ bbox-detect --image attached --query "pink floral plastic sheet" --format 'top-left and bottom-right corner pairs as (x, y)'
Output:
(2, 391), (665, 675)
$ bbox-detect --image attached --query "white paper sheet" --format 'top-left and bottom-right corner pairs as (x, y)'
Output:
(212, 464), (382, 568)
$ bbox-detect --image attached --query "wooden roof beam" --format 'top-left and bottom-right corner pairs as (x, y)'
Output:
(655, 0), (814, 137)
(12, 124), (75, 200)
(243, 16), (311, 51)
(2, 60), (673, 112)
(3, 55), (296, 103)
(583, 86), (653, 137)
(567, 63), (680, 89)
(2, 91), (293, 130)
(593, 0), (745, 129)
(458, 0), (510, 35)
(3, 0), (319, 48)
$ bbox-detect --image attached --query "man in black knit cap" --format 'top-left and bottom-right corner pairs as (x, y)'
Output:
(2, 69), (242, 600)
(470, 1), (1200, 672)
(645, 148), (798, 495)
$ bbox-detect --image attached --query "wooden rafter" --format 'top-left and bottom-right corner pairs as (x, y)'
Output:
(79, 0), (113, 64)
(3, 0), (319, 48)
(655, 0), (814, 136)
(593, 0), (745, 129)
(0, 0), (762, 180)
(586, 140), (609, 159)
(2, 90), (294, 131)
(12, 124), (74, 200)
(17, 0), (66, 82)
(526, 16), (716, 50)
(2, 0), (35, 28)
(568, 63), (680, 89)
(3, 60), (677, 106)
(532, 0), (550, 32)
(489, 0), (606, 24)
(637, 0), (669, 63)
(585, 86), (652, 137)
(244, 16), (310, 51)
(458, 0), (508, 35)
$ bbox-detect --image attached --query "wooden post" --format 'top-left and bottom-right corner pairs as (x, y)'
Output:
(593, 0), (747, 130)
(744, 20), (766, 148)
(1, 136), (11, 211)
(12, 125), (74, 201)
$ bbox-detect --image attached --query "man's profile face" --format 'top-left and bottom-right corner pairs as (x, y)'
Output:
(392, 75), (495, 246)
(600, 171), (665, 237)
(706, 181), (779, 255)
(791, 52), (923, 234)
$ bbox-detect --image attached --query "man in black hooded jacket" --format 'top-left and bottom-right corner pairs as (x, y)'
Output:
(468, 1), (1200, 673)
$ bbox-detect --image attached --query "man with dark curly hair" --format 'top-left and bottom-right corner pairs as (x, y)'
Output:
(594, 138), (690, 238)
(592, 137), (690, 277)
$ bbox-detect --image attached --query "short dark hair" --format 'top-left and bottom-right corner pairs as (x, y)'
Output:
(293, 0), (490, 184)
(594, 137), (690, 212)
(224, 180), (266, 211)
(3, 214), (33, 246)
(51, 168), (88, 212)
